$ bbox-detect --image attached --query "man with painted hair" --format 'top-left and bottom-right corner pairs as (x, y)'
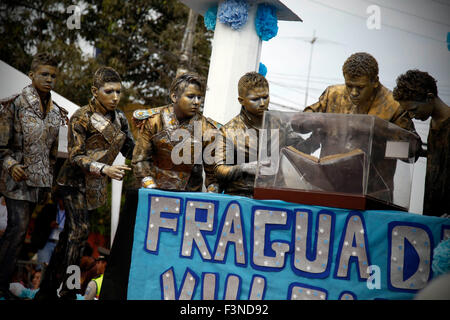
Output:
(304, 52), (417, 130)
(393, 69), (449, 217)
(294, 52), (422, 203)
(35, 66), (135, 300)
(214, 72), (270, 197)
(0, 52), (68, 300)
(131, 71), (219, 192)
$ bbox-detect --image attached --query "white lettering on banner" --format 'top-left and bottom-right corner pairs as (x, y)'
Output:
(293, 210), (333, 276)
(161, 267), (197, 300)
(202, 273), (217, 300)
(335, 214), (370, 280)
(161, 268), (267, 300)
(223, 275), (241, 300)
(389, 224), (432, 291)
(139, 195), (444, 299)
(214, 203), (246, 265)
(288, 283), (327, 300)
(181, 200), (215, 260)
(146, 196), (181, 252)
(252, 209), (290, 269)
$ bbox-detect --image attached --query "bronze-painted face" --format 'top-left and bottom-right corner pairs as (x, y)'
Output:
(344, 74), (378, 109)
(238, 86), (270, 118)
(172, 83), (203, 120)
(92, 82), (122, 112)
(29, 65), (57, 94)
(399, 99), (434, 121)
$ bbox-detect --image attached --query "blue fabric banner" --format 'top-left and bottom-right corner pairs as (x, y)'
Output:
(127, 189), (449, 300)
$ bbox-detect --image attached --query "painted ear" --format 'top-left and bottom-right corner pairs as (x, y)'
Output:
(28, 71), (34, 80)
(91, 86), (98, 98)
(238, 96), (244, 104)
(373, 76), (380, 88)
(426, 92), (435, 101)
(170, 93), (177, 103)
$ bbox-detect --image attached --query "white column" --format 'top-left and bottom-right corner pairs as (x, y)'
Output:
(203, 1), (262, 125)
(110, 153), (125, 245)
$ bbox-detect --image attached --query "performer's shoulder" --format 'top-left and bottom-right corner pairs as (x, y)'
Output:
(133, 105), (167, 120)
(52, 100), (70, 117)
(375, 83), (401, 109)
(115, 107), (127, 117)
(68, 104), (91, 126)
(204, 116), (222, 129)
(222, 112), (243, 129)
(0, 93), (21, 114)
(326, 84), (346, 95)
(72, 104), (90, 116)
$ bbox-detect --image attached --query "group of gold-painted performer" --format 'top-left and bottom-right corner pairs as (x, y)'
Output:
(0, 50), (448, 299)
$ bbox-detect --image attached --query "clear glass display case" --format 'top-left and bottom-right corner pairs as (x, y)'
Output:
(254, 111), (420, 211)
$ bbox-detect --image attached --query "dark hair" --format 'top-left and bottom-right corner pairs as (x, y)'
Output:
(393, 69), (438, 102)
(92, 66), (121, 89)
(238, 72), (269, 96)
(169, 72), (205, 98)
(342, 52), (379, 81)
(30, 52), (58, 71)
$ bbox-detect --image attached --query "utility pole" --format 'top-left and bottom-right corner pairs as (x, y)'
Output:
(304, 29), (317, 108)
(177, 9), (198, 77)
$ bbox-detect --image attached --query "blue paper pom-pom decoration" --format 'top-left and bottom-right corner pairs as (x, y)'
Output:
(432, 238), (450, 277)
(204, 5), (218, 31)
(258, 62), (267, 77)
(255, 3), (278, 41)
(218, 0), (249, 30)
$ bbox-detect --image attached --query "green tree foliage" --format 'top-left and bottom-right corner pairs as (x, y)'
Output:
(0, 0), (212, 108)
(0, 0), (213, 237)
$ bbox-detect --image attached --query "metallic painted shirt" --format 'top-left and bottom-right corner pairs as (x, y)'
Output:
(56, 100), (135, 210)
(304, 84), (416, 131)
(131, 105), (219, 192)
(0, 85), (67, 202)
(214, 108), (261, 196)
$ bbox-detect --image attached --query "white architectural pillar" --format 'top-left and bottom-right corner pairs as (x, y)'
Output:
(110, 153), (125, 245)
(203, 2), (262, 125)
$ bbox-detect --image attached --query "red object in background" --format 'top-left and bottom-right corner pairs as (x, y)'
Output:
(87, 232), (108, 259)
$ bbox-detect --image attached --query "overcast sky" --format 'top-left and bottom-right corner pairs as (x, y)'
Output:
(261, 0), (450, 117)
(258, 0), (449, 213)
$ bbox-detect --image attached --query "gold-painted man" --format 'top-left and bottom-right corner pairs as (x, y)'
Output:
(132, 72), (219, 192)
(214, 72), (270, 197)
(36, 67), (135, 300)
(296, 52), (422, 203)
(304, 52), (416, 131)
(393, 69), (450, 217)
(0, 52), (68, 300)
(215, 72), (316, 197)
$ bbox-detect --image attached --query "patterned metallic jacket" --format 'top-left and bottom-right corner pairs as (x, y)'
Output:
(56, 100), (135, 210)
(0, 85), (68, 202)
(131, 105), (219, 192)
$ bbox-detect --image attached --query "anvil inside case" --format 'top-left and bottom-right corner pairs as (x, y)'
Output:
(254, 111), (419, 211)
